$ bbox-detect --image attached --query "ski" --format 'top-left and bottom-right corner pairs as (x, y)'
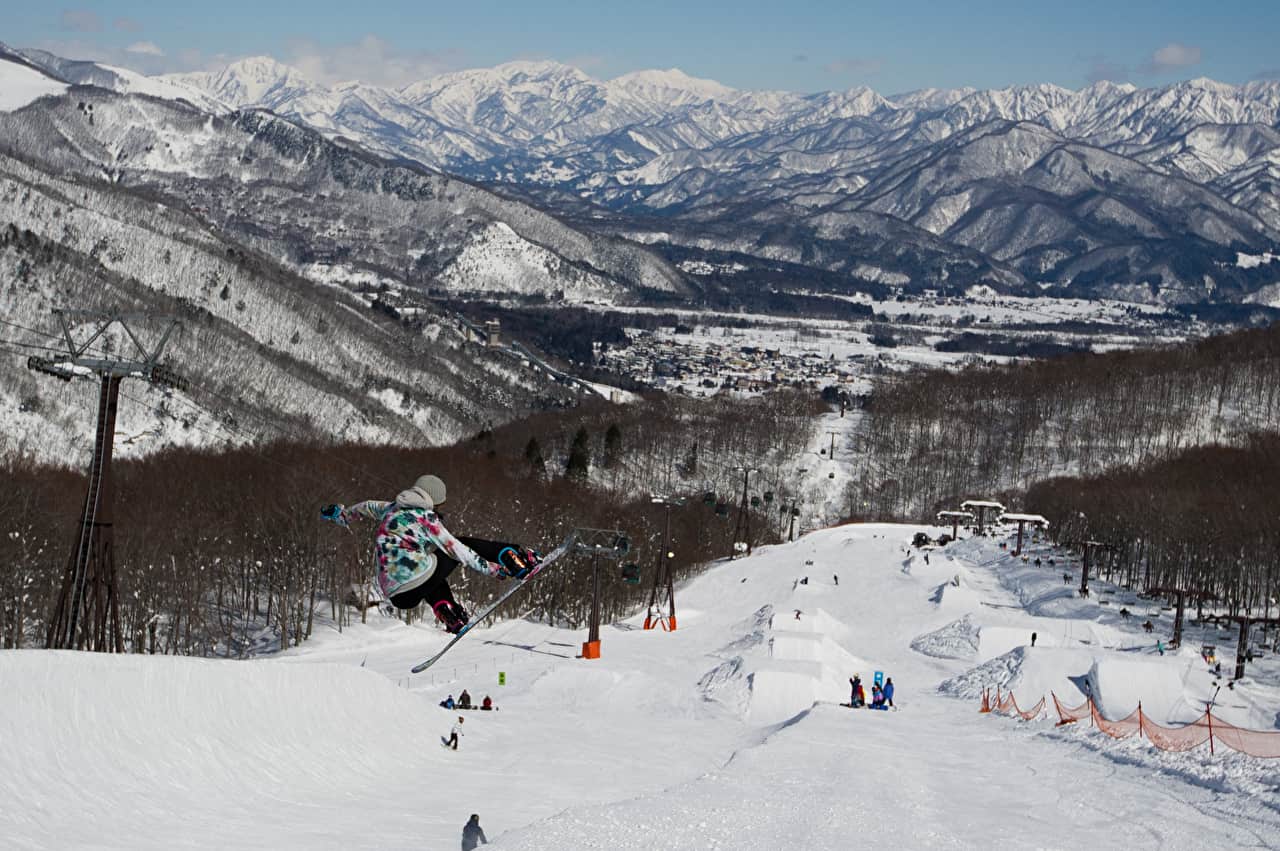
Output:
(411, 530), (579, 674)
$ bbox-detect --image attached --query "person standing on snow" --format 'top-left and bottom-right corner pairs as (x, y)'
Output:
(884, 678), (895, 708)
(849, 674), (864, 708)
(461, 813), (487, 849)
(446, 716), (464, 750)
(321, 474), (540, 633)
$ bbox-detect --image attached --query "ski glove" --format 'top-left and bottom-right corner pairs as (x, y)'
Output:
(496, 546), (538, 579)
(320, 504), (347, 526)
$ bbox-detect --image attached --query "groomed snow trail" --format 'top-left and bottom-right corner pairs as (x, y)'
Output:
(2, 524), (1277, 849)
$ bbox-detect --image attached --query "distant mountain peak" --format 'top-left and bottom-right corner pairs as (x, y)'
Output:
(611, 67), (737, 104)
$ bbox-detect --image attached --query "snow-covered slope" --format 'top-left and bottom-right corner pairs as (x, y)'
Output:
(4, 524), (1276, 849)
(0, 54), (67, 111)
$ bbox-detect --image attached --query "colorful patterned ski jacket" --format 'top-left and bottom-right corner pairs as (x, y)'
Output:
(338, 486), (499, 598)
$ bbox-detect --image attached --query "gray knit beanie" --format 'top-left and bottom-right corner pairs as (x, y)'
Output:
(414, 474), (447, 506)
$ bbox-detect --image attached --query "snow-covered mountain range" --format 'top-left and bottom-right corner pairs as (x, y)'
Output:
(149, 55), (1280, 303)
(6, 44), (1280, 306)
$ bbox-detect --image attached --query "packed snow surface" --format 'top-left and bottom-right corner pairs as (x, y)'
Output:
(3, 525), (1278, 849)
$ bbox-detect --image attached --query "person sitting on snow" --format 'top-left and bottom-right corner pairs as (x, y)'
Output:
(871, 684), (886, 709)
(440, 694), (456, 710)
(481, 695), (494, 711)
(459, 690), (473, 710)
(321, 474), (540, 634)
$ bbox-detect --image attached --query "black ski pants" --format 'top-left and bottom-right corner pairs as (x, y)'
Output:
(390, 536), (520, 610)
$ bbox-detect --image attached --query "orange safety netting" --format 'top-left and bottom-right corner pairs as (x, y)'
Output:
(1139, 713), (1211, 752)
(1206, 715), (1280, 759)
(1051, 692), (1090, 726)
(1091, 704), (1141, 740)
(999, 691), (1280, 758)
(985, 688), (1045, 720)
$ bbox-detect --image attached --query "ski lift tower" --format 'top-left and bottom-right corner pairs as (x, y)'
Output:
(644, 495), (684, 631)
(1074, 540), (1115, 598)
(937, 510), (974, 542)
(1146, 585), (1218, 649)
(730, 465), (759, 558)
(1223, 614), (1280, 680)
(28, 309), (186, 652)
(575, 528), (630, 659)
(1001, 513), (1049, 557)
(960, 499), (1005, 535)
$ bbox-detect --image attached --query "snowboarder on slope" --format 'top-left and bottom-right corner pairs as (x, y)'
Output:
(321, 475), (539, 633)
(849, 675), (864, 708)
(462, 813), (488, 849)
(446, 716), (464, 750)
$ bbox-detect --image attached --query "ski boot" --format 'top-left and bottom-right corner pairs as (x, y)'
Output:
(432, 600), (467, 634)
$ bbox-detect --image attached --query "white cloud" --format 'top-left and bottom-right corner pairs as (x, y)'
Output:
(1142, 43), (1202, 74)
(282, 35), (461, 88)
(125, 41), (165, 57)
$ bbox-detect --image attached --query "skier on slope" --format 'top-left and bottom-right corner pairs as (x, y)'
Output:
(321, 474), (539, 634)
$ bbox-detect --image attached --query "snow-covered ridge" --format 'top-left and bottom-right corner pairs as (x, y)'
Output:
(0, 55), (67, 112)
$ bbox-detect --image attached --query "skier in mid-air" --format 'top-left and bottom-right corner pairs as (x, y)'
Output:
(321, 474), (539, 633)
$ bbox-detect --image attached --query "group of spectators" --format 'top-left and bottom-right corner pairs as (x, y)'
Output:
(848, 674), (895, 710)
(440, 689), (495, 711)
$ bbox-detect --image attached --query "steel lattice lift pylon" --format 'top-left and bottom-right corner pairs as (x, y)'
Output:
(28, 309), (187, 652)
(573, 528), (630, 659)
(644, 495), (683, 631)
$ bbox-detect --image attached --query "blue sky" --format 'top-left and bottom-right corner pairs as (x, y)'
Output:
(5, 1), (1278, 92)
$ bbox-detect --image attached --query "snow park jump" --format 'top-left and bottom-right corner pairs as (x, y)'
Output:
(5, 523), (1279, 848)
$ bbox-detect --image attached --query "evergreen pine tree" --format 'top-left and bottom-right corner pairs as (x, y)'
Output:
(524, 436), (546, 478)
(678, 441), (699, 479)
(603, 423), (622, 469)
(565, 427), (591, 480)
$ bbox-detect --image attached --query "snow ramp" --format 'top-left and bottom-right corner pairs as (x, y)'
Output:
(0, 650), (438, 848)
(745, 609), (867, 725)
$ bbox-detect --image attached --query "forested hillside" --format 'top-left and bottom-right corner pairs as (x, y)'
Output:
(851, 321), (1280, 519)
(0, 390), (822, 654)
